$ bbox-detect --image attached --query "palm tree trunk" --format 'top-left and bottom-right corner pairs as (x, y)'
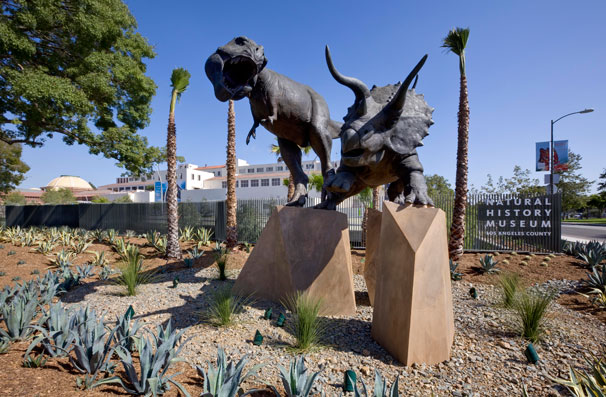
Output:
(448, 74), (469, 261)
(287, 173), (295, 201)
(166, 112), (181, 259)
(372, 186), (381, 210)
(226, 100), (238, 249)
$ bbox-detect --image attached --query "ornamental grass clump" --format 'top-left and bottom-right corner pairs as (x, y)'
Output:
(514, 288), (555, 343)
(114, 255), (156, 296)
(284, 292), (326, 352)
(499, 272), (521, 308)
(204, 287), (249, 327)
(213, 243), (228, 281)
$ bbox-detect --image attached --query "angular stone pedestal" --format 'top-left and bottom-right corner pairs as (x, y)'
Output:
(371, 201), (454, 365)
(364, 208), (382, 306)
(233, 206), (356, 316)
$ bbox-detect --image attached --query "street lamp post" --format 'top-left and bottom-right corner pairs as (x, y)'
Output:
(549, 108), (594, 193)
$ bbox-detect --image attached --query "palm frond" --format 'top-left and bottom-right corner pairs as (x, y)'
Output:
(170, 68), (191, 97)
(441, 27), (470, 55)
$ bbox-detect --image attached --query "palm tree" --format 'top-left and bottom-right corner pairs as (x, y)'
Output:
(165, 68), (190, 259)
(270, 140), (311, 201)
(226, 99), (237, 249)
(442, 27), (470, 261)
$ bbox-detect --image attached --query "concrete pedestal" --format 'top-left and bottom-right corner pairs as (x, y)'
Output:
(364, 208), (382, 306)
(371, 201), (454, 365)
(233, 206), (356, 316)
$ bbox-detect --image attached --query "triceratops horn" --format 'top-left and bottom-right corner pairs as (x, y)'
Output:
(383, 55), (428, 122)
(325, 45), (370, 107)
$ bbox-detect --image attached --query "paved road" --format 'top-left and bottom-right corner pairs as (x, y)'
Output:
(561, 223), (606, 243)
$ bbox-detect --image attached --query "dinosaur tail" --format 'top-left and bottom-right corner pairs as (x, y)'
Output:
(328, 120), (343, 139)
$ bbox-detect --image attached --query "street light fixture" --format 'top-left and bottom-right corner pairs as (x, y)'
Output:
(549, 108), (594, 193)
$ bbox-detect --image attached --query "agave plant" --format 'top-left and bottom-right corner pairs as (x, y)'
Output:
(578, 249), (606, 269)
(113, 306), (142, 352)
(89, 250), (108, 267)
(0, 337), (10, 354)
(278, 355), (322, 397)
(179, 226), (195, 242)
(354, 369), (400, 397)
(21, 231), (38, 247)
(76, 264), (96, 279)
(37, 272), (61, 305)
(51, 249), (75, 268)
(0, 295), (39, 341)
(70, 239), (92, 254)
(105, 229), (118, 244)
(113, 334), (191, 396)
(113, 238), (128, 257)
(195, 227), (214, 246)
(26, 303), (77, 358)
(187, 246), (204, 260)
(69, 313), (119, 389)
(99, 265), (116, 281)
(145, 231), (160, 247)
(60, 230), (74, 247)
(35, 240), (56, 254)
(90, 229), (107, 243)
(550, 354), (606, 396)
(58, 267), (81, 292)
(154, 235), (167, 255)
(479, 254), (500, 274)
(124, 230), (137, 238)
(196, 346), (263, 397)
(449, 259), (462, 281)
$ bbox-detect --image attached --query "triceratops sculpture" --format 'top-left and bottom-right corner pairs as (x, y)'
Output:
(317, 47), (434, 210)
(205, 37), (342, 206)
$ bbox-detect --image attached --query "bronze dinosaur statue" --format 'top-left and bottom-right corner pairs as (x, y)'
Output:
(205, 36), (341, 206)
(316, 46), (434, 210)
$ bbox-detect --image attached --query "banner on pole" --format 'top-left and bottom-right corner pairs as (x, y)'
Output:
(536, 140), (568, 171)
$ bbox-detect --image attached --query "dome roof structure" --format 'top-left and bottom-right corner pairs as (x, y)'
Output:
(45, 175), (94, 191)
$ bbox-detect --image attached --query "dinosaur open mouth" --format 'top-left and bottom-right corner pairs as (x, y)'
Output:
(223, 56), (258, 90)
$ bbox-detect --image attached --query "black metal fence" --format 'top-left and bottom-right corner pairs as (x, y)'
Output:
(4, 193), (562, 252)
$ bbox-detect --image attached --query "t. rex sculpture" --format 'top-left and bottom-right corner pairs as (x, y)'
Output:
(205, 36), (341, 206)
(316, 46), (435, 210)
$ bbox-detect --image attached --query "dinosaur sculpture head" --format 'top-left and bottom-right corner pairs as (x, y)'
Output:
(205, 36), (267, 101)
(325, 47), (434, 168)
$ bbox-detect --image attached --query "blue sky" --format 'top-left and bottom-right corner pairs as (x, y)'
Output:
(18, 0), (605, 192)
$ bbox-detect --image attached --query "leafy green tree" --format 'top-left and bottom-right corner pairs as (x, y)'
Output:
(308, 174), (324, 193)
(91, 196), (110, 203)
(483, 166), (545, 195)
(0, 0), (161, 175)
(442, 27), (470, 262)
(113, 195), (132, 203)
(598, 169), (606, 194)
(41, 188), (76, 204)
(587, 194), (606, 217)
(3, 191), (26, 205)
(425, 174), (454, 197)
(556, 151), (592, 212)
(0, 142), (30, 193)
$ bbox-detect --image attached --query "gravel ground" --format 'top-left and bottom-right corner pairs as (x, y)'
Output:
(62, 267), (606, 396)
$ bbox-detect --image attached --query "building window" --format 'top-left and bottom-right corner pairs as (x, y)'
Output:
(266, 167), (273, 172)
(217, 171), (221, 176)
(197, 175), (201, 181)
(261, 179), (269, 187)
(272, 178), (280, 186)
(222, 181), (227, 188)
(277, 166), (284, 171)
(239, 168), (246, 173)
(191, 174), (194, 180)
(139, 186), (144, 190)
(305, 163), (314, 169)
(241, 180), (248, 187)
(179, 174), (182, 179)
(248, 168), (254, 173)
(256, 167), (264, 173)
(236, 181), (239, 188)
(119, 187), (124, 191)
(251, 180), (259, 187)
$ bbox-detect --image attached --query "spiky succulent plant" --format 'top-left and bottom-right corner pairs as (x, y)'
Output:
(197, 346), (263, 397)
(278, 355), (322, 397)
(479, 254), (500, 274)
(353, 369), (400, 397)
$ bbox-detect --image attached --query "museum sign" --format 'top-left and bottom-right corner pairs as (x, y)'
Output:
(478, 195), (558, 237)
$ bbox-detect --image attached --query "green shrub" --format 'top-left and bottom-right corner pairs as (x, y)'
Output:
(499, 273), (521, 308)
(205, 287), (248, 327)
(283, 292), (326, 352)
(514, 288), (554, 342)
(114, 256), (156, 296)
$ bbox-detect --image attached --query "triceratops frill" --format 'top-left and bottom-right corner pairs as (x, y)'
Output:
(317, 46), (434, 210)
